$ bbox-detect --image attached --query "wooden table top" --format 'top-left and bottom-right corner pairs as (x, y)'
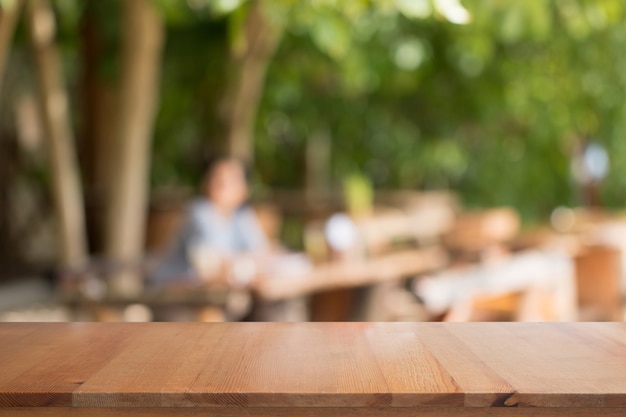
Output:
(256, 247), (448, 300)
(62, 248), (446, 309)
(1, 322), (626, 416)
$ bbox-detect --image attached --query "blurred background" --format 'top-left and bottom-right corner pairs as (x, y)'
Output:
(1, 0), (625, 323)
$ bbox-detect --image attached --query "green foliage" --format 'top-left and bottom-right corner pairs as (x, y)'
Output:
(151, 15), (230, 187)
(251, 0), (626, 222)
(46, 0), (625, 223)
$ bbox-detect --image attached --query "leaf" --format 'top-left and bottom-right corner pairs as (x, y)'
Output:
(309, 12), (351, 59)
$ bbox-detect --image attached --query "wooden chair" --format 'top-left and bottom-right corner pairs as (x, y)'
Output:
(574, 244), (622, 321)
(443, 287), (558, 322)
(443, 207), (520, 258)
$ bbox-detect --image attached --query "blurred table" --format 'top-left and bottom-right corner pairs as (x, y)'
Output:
(61, 247), (446, 322)
(1, 322), (626, 416)
(414, 250), (577, 321)
(61, 284), (231, 321)
(255, 247), (447, 301)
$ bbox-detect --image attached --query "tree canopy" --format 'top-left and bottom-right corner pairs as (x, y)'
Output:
(144, 0), (626, 222)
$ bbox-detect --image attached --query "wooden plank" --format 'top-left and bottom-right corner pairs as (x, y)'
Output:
(3, 407), (626, 417)
(73, 323), (224, 407)
(0, 324), (135, 407)
(183, 322), (388, 407)
(1, 323), (626, 412)
(414, 324), (516, 407)
(448, 323), (626, 407)
(364, 323), (462, 406)
(75, 323), (392, 407)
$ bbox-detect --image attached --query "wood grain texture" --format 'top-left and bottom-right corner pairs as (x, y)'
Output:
(0, 322), (626, 414)
(3, 408), (626, 417)
(0, 323), (136, 407)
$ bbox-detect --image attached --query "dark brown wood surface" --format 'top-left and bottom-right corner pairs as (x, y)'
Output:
(1, 322), (625, 415)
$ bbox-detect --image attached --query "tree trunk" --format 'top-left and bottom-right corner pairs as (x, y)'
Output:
(218, 0), (284, 162)
(79, 2), (118, 254)
(0, 0), (23, 279)
(104, 0), (163, 295)
(0, 0), (23, 91)
(25, 0), (88, 270)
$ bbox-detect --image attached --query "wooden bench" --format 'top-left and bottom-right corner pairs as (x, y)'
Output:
(298, 205), (452, 321)
(1, 322), (626, 416)
(414, 250), (578, 321)
(69, 195), (452, 322)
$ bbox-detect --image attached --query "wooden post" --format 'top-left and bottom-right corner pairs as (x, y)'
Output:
(25, 0), (88, 269)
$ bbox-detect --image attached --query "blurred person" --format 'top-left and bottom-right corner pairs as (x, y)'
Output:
(149, 155), (268, 288)
(570, 138), (609, 207)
